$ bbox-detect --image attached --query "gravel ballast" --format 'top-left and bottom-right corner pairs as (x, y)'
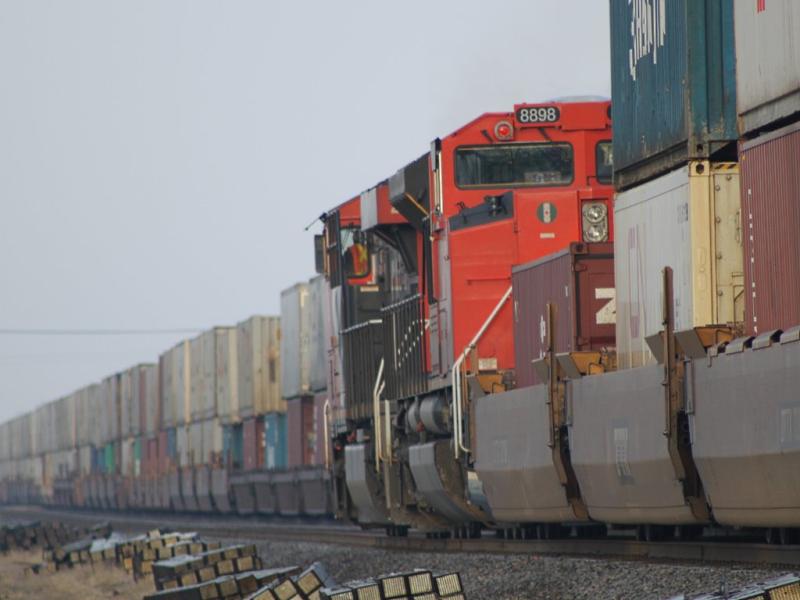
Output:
(223, 536), (783, 600)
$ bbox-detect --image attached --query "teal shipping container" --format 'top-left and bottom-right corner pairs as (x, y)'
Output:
(103, 443), (116, 474)
(610, 0), (737, 190)
(264, 413), (287, 470)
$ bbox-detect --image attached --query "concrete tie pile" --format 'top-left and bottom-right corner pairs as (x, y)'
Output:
(1, 519), (110, 555)
(664, 573), (800, 599)
(320, 570), (467, 600)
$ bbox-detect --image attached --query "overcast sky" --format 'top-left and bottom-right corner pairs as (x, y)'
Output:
(0, 0), (610, 423)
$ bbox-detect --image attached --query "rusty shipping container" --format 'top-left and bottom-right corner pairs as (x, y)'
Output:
(236, 315), (283, 419)
(742, 122), (800, 335)
(287, 396), (316, 468)
(242, 416), (265, 471)
(735, 0), (800, 136)
(512, 242), (615, 387)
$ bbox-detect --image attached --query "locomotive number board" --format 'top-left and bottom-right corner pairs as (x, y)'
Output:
(516, 105), (561, 124)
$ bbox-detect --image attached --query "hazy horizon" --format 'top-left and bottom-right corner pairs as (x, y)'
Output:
(0, 0), (611, 422)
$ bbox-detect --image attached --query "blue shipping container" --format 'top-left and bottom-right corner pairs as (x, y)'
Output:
(610, 0), (737, 190)
(264, 413), (287, 470)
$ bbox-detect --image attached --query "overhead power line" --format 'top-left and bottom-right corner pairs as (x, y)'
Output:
(0, 328), (203, 336)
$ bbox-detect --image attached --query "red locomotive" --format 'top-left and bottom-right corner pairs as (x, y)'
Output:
(318, 98), (613, 533)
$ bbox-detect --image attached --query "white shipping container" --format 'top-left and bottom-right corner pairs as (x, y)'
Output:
(735, 0), (800, 135)
(120, 369), (134, 437)
(188, 421), (203, 465)
(78, 445), (92, 476)
(143, 364), (159, 436)
(237, 315), (283, 419)
(280, 283), (311, 400)
(614, 162), (744, 369)
(177, 425), (191, 467)
(88, 384), (104, 446)
(308, 275), (330, 393)
(202, 417), (223, 465)
(160, 341), (191, 428)
(99, 375), (121, 445)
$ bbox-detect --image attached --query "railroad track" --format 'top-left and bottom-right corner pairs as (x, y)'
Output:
(3, 505), (800, 568)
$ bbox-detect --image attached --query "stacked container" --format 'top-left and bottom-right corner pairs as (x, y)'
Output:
(610, 0), (744, 367)
(733, 1), (800, 335)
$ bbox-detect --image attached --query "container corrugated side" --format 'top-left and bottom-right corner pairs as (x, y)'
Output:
(610, 0), (737, 190)
(215, 327), (238, 422)
(287, 396), (316, 468)
(280, 283), (311, 400)
(190, 330), (216, 421)
(142, 364), (159, 437)
(614, 162), (743, 368)
(734, 0), (800, 135)
(201, 417), (223, 466)
(264, 412), (287, 470)
(120, 369), (133, 437)
(512, 243), (615, 387)
(308, 275), (329, 393)
(160, 340), (191, 428)
(237, 315), (282, 419)
(741, 122), (800, 334)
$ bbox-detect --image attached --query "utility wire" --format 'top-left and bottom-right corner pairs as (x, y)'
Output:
(0, 328), (202, 336)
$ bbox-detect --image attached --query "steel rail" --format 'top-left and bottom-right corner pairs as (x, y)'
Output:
(2, 505), (800, 568)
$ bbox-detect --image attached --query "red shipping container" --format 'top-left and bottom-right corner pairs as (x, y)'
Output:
(742, 121), (800, 335)
(158, 430), (169, 474)
(512, 242), (615, 387)
(287, 396), (316, 467)
(243, 417), (264, 471)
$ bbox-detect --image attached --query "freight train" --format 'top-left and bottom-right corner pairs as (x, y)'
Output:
(2, 0), (800, 546)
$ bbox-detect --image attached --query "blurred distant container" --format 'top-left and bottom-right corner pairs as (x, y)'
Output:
(242, 416), (264, 471)
(160, 340), (191, 428)
(236, 315), (282, 420)
(281, 282), (311, 400)
(265, 412), (288, 470)
(190, 330), (215, 421)
(308, 275), (330, 393)
(177, 426), (190, 467)
(287, 397), (315, 468)
(223, 423), (244, 470)
(215, 327), (238, 421)
(99, 374), (121, 445)
(735, 0), (800, 136)
(142, 364), (159, 437)
(610, 0), (737, 190)
(312, 392), (329, 466)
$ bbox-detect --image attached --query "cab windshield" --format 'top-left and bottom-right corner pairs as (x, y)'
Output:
(455, 142), (573, 188)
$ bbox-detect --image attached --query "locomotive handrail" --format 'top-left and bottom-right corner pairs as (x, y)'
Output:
(451, 285), (512, 459)
(373, 358), (385, 473)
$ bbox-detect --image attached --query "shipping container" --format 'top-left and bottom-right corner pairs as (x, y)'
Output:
(610, 0), (737, 190)
(242, 416), (264, 472)
(264, 412), (288, 470)
(308, 275), (329, 393)
(176, 426), (190, 467)
(287, 396), (316, 467)
(614, 161), (743, 369)
(280, 282), (311, 400)
(236, 315), (282, 420)
(512, 242), (615, 387)
(312, 392), (329, 467)
(190, 330), (217, 421)
(202, 417), (223, 466)
(735, 0), (800, 136)
(99, 374), (121, 445)
(215, 327), (238, 421)
(143, 364), (159, 437)
(741, 122), (800, 334)
(160, 340), (191, 428)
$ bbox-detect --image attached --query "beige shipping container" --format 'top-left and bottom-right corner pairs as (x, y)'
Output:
(160, 340), (191, 428)
(88, 383), (104, 446)
(190, 331), (216, 421)
(215, 328), (238, 422)
(202, 417), (223, 465)
(120, 369), (134, 437)
(237, 315), (282, 420)
(614, 161), (744, 369)
(99, 374), (121, 445)
(74, 386), (92, 447)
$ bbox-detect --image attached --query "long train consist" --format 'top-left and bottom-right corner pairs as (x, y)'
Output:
(3, 0), (800, 545)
